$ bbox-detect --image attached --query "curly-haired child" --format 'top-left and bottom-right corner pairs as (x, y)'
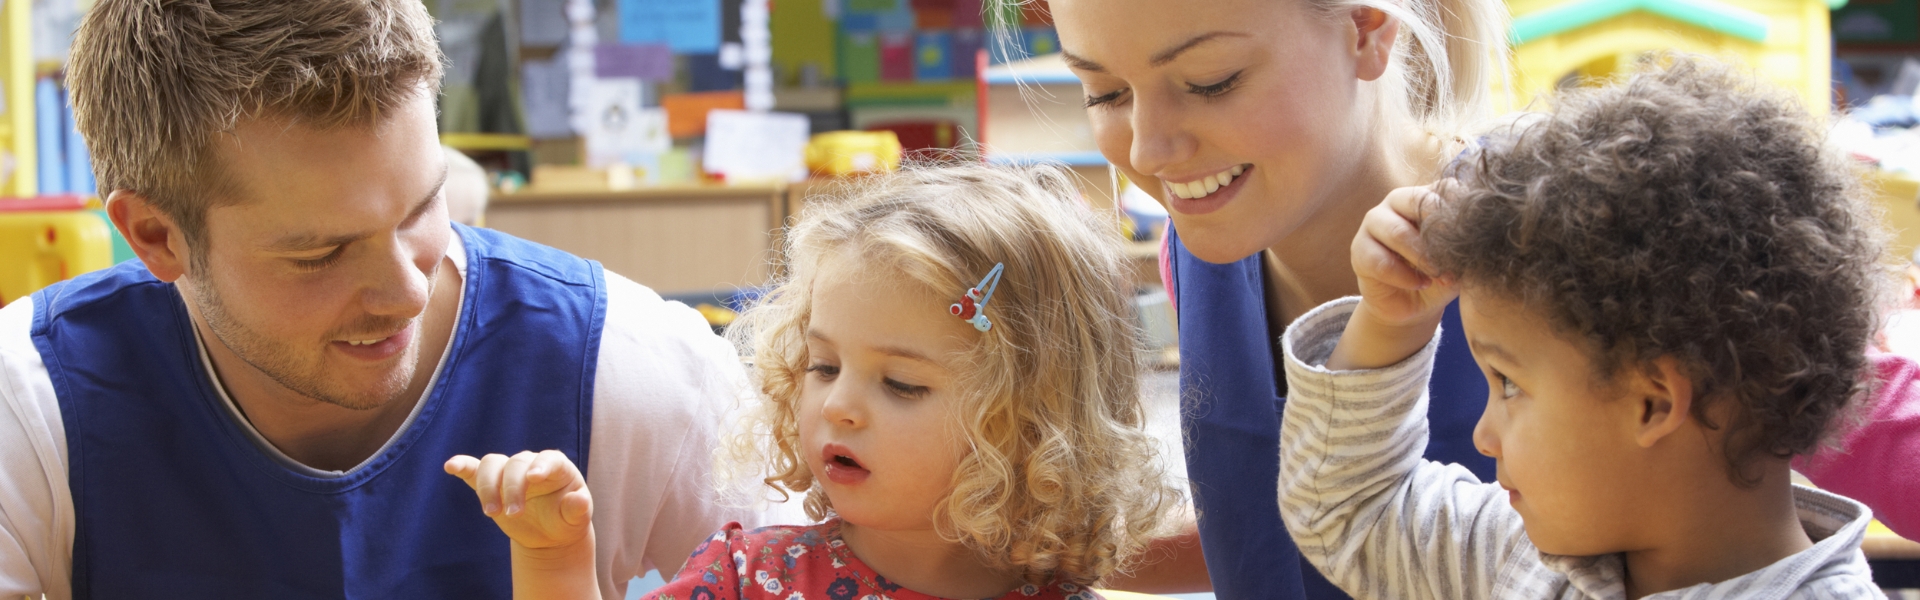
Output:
(445, 163), (1182, 600)
(1276, 57), (1888, 598)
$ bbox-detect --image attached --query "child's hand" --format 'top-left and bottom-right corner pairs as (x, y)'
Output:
(445, 451), (594, 551)
(1328, 184), (1458, 370)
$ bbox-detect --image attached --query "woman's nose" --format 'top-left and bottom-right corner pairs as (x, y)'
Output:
(1127, 90), (1198, 178)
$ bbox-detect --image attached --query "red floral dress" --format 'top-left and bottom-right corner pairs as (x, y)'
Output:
(643, 521), (1100, 600)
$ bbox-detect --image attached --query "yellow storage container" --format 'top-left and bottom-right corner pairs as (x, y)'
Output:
(0, 210), (114, 305)
(806, 130), (902, 177)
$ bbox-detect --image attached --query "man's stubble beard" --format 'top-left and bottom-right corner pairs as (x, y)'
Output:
(188, 272), (419, 412)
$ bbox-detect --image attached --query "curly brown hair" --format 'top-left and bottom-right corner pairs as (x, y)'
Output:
(1425, 56), (1887, 486)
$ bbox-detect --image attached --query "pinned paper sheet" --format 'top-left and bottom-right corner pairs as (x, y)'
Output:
(582, 78), (670, 167)
(521, 57), (574, 139)
(619, 0), (721, 53)
(703, 110), (810, 183)
(594, 43), (674, 81)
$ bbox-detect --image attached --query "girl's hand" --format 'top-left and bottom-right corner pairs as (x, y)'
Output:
(445, 450), (595, 551)
(1328, 184), (1458, 370)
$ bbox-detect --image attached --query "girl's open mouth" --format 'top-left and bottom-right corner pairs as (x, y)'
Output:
(821, 443), (870, 485)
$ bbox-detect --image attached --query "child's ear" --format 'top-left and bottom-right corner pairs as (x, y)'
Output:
(1632, 356), (1695, 448)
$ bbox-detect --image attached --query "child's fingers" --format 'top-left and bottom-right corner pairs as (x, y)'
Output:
(560, 488), (594, 527)
(1355, 208), (1431, 290)
(473, 453), (512, 516)
(444, 455), (481, 489)
(1373, 190), (1440, 278)
(524, 450), (584, 499)
(499, 451), (540, 516)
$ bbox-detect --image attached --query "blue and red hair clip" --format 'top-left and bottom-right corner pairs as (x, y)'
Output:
(949, 263), (1005, 332)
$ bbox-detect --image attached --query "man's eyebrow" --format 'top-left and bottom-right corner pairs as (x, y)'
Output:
(264, 166), (449, 252)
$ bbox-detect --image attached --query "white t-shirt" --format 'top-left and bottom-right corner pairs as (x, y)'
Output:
(0, 236), (798, 599)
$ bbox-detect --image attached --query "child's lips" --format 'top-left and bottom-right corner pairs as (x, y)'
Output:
(821, 443), (870, 485)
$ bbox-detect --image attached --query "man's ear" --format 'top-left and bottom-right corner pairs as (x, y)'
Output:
(1633, 355), (1695, 448)
(106, 190), (191, 283)
(1350, 7), (1400, 82)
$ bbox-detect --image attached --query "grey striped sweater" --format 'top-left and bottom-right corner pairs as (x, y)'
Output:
(1276, 297), (1885, 600)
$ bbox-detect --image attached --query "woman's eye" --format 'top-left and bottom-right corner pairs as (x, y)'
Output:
(883, 377), (929, 398)
(1084, 88), (1128, 108)
(1498, 373), (1521, 399)
(806, 364), (840, 380)
(1186, 71), (1242, 99)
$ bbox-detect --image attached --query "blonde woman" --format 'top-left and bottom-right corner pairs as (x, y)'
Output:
(1007, 0), (1512, 597)
(450, 164), (1182, 600)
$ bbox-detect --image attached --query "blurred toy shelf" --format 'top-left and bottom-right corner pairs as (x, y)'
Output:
(441, 133), (531, 152)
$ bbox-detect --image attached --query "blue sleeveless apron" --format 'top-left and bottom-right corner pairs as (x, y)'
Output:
(1167, 225), (1494, 600)
(31, 224), (605, 599)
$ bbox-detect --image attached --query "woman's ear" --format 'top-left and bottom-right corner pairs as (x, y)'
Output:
(1350, 6), (1400, 82)
(1633, 355), (1695, 448)
(106, 189), (192, 283)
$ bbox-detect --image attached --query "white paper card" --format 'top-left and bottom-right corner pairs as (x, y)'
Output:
(582, 77), (670, 167)
(702, 110), (811, 183)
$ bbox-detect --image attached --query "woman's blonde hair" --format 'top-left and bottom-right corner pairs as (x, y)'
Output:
(725, 163), (1179, 586)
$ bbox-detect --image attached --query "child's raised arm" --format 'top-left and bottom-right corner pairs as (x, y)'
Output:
(1327, 185), (1458, 370)
(1276, 185), (1537, 599)
(446, 451), (603, 600)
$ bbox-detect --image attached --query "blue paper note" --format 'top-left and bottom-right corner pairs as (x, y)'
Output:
(61, 88), (94, 195)
(620, 0), (721, 54)
(36, 79), (66, 195)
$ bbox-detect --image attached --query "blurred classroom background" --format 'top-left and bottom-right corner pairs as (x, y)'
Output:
(5, 0), (1920, 597)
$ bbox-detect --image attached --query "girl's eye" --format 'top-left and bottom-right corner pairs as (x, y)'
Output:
(1084, 88), (1128, 108)
(1186, 71), (1242, 99)
(292, 247), (345, 272)
(1497, 373), (1521, 399)
(806, 364), (840, 380)
(883, 377), (929, 398)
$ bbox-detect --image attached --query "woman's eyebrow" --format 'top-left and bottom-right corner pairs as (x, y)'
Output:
(1061, 30), (1250, 73)
(1150, 31), (1249, 67)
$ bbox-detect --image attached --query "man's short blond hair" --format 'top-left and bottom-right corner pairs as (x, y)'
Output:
(68, 0), (443, 244)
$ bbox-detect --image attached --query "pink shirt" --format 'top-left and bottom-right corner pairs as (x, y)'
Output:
(1796, 352), (1920, 539)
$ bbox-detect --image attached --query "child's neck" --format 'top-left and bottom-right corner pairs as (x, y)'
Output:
(1622, 461), (1811, 599)
(839, 520), (1026, 599)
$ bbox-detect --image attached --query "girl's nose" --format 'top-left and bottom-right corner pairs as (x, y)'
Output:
(1472, 406), (1501, 459)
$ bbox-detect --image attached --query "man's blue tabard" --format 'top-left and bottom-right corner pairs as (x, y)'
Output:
(30, 224), (605, 599)
(1167, 225), (1494, 600)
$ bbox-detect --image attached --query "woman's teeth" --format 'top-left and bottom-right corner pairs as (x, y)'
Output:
(1169, 165), (1247, 200)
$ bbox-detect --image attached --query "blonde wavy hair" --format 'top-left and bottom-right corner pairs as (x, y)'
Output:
(725, 163), (1180, 586)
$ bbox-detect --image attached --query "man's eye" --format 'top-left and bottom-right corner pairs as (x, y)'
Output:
(292, 248), (345, 272)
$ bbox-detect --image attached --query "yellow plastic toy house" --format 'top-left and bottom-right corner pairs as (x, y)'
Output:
(1505, 0), (1845, 112)
(2, 0), (35, 197)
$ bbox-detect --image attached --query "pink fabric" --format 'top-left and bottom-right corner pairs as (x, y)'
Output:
(1795, 352), (1920, 539)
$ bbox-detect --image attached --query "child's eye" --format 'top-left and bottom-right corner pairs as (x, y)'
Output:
(883, 377), (928, 398)
(1497, 373), (1521, 399)
(806, 364), (840, 380)
(1186, 71), (1242, 99)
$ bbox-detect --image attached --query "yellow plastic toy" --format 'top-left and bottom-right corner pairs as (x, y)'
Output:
(0, 210), (114, 306)
(805, 130), (902, 177)
(1, 0), (36, 197)
(1505, 0), (1845, 112)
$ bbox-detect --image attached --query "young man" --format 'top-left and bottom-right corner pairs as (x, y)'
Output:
(0, 1), (769, 597)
